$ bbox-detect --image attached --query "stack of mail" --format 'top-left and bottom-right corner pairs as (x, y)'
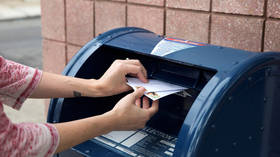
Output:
(126, 77), (187, 101)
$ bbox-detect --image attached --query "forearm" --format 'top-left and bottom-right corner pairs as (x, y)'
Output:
(50, 87), (158, 154)
(53, 112), (115, 153)
(30, 72), (103, 98)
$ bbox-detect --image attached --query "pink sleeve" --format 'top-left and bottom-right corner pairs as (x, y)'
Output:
(0, 56), (60, 156)
(0, 56), (42, 110)
(0, 104), (59, 157)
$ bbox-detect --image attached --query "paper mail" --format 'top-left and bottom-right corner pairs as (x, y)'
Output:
(126, 77), (187, 100)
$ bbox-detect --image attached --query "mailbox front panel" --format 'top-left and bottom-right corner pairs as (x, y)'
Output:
(55, 46), (216, 157)
(47, 27), (280, 157)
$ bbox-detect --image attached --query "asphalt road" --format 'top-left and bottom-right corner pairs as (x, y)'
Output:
(0, 18), (42, 69)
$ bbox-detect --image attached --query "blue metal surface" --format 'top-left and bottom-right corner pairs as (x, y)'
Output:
(164, 46), (259, 72)
(47, 27), (280, 157)
(47, 27), (154, 123)
(174, 52), (280, 157)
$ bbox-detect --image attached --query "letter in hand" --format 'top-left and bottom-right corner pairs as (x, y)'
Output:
(98, 59), (148, 97)
(110, 87), (159, 131)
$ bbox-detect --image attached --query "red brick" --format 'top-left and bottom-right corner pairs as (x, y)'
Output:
(166, 0), (210, 11)
(267, 0), (280, 18)
(212, 0), (264, 16)
(166, 10), (209, 43)
(43, 39), (66, 74)
(67, 44), (82, 63)
(95, 1), (126, 35)
(41, 0), (65, 41)
(128, 0), (164, 6)
(66, 0), (94, 46)
(211, 15), (263, 52)
(264, 20), (280, 52)
(127, 5), (164, 35)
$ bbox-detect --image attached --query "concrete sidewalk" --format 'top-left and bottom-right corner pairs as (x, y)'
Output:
(4, 99), (46, 123)
(0, 0), (40, 21)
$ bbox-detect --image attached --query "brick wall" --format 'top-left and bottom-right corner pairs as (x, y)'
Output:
(41, 0), (280, 74)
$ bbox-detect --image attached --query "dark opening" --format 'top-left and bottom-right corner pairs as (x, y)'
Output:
(59, 45), (217, 136)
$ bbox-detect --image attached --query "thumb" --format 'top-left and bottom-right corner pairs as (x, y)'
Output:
(131, 87), (146, 100)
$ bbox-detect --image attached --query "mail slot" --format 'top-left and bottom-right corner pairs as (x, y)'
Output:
(48, 27), (280, 157)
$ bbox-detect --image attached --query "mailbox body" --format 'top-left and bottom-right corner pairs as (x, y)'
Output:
(48, 27), (280, 157)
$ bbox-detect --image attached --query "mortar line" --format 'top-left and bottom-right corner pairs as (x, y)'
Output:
(163, 0), (167, 36)
(64, 0), (68, 64)
(125, 0), (128, 27)
(261, 0), (269, 52)
(93, 0), (96, 37)
(208, 0), (213, 44)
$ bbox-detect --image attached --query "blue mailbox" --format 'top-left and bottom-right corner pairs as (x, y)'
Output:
(48, 27), (280, 157)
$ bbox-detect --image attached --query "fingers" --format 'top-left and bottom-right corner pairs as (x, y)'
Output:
(142, 97), (150, 109)
(120, 60), (148, 83)
(139, 96), (159, 118)
(136, 98), (141, 107)
(122, 84), (132, 92)
(122, 64), (147, 83)
(147, 100), (159, 117)
(123, 59), (148, 78)
(131, 87), (146, 100)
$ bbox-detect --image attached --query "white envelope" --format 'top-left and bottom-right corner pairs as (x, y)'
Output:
(126, 77), (187, 100)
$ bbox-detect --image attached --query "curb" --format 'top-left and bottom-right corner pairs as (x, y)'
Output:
(0, 15), (41, 22)
(0, 2), (41, 22)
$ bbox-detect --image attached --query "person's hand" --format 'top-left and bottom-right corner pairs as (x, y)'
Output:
(106, 87), (159, 130)
(97, 59), (148, 97)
